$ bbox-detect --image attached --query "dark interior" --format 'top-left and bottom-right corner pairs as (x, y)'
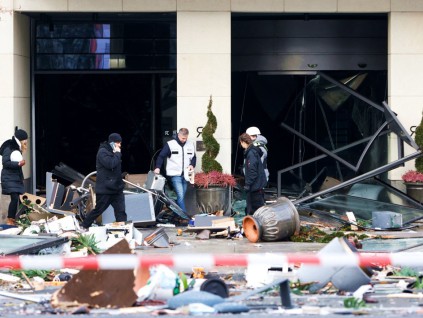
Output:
(231, 71), (388, 191)
(31, 13), (388, 193)
(34, 73), (176, 188)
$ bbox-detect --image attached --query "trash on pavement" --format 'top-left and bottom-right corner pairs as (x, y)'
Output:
(136, 264), (180, 302)
(297, 237), (372, 292)
(167, 290), (225, 310)
(143, 227), (170, 248)
(51, 239), (137, 309)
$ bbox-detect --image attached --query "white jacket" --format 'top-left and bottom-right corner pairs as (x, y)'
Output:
(165, 139), (196, 176)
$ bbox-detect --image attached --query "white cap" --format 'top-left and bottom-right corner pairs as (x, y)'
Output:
(246, 126), (261, 135)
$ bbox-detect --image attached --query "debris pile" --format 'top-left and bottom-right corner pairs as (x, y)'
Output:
(0, 163), (423, 316)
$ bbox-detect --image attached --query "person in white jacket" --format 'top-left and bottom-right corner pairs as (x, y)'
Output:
(154, 128), (196, 212)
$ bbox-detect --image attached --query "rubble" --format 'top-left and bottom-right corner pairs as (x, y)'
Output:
(1, 159), (423, 316)
(1, 226), (423, 316)
(51, 239), (137, 309)
(297, 237), (372, 292)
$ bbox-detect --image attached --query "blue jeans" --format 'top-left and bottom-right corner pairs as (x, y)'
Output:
(170, 176), (187, 212)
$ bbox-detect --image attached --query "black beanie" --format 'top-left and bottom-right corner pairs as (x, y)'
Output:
(15, 129), (28, 141)
(108, 133), (122, 143)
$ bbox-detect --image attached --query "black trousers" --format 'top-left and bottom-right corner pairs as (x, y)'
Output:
(7, 193), (20, 219)
(246, 189), (265, 216)
(82, 192), (126, 228)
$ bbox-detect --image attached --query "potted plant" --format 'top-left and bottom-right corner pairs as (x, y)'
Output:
(195, 96), (236, 214)
(194, 171), (236, 189)
(402, 111), (423, 202)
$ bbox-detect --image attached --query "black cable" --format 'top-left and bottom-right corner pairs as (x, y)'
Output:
(149, 148), (162, 171)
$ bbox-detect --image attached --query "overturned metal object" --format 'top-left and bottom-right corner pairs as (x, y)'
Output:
(297, 237), (372, 292)
(20, 193), (46, 206)
(144, 227), (170, 248)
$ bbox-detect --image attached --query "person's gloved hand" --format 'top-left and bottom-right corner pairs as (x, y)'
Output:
(243, 185), (250, 192)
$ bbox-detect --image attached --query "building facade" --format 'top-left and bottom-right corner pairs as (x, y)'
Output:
(0, 0), (422, 193)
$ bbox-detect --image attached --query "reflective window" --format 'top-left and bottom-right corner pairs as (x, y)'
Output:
(35, 22), (176, 71)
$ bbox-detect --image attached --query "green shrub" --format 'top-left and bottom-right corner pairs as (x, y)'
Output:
(201, 96), (222, 173)
(415, 111), (423, 173)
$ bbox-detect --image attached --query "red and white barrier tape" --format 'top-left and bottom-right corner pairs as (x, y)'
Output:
(0, 252), (417, 270)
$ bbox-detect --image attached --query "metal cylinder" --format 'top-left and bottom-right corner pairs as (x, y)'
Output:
(196, 187), (230, 214)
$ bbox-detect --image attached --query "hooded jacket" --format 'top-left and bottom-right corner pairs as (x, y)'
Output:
(95, 142), (124, 194)
(0, 137), (24, 194)
(243, 144), (267, 192)
(253, 134), (269, 181)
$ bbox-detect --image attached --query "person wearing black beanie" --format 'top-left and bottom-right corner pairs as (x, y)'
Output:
(108, 133), (122, 143)
(0, 127), (28, 225)
(80, 133), (127, 230)
(14, 129), (28, 142)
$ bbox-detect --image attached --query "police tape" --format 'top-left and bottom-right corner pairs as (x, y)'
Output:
(0, 252), (418, 270)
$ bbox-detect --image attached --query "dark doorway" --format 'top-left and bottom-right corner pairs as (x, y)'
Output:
(34, 73), (176, 189)
(232, 71), (388, 189)
(231, 14), (388, 192)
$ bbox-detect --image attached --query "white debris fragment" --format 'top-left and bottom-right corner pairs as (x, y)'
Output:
(0, 273), (21, 283)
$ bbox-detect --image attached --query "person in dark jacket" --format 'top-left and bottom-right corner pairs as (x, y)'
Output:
(0, 128), (28, 225)
(246, 126), (269, 182)
(239, 133), (267, 215)
(81, 133), (127, 230)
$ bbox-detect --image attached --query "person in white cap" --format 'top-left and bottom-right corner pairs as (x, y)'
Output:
(246, 126), (269, 182)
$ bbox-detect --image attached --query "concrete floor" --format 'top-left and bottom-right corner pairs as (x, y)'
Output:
(137, 226), (326, 255)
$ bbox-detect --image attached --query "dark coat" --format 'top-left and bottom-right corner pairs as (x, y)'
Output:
(95, 142), (124, 195)
(0, 137), (24, 194)
(243, 145), (267, 192)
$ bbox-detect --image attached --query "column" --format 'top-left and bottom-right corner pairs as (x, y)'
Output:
(388, 11), (423, 180)
(177, 1), (232, 173)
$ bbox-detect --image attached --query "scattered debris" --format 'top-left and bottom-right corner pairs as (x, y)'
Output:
(71, 233), (101, 255)
(196, 229), (211, 240)
(136, 264), (180, 302)
(1, 156), (423, 317)
(51, 239), (137, 309)
(290, 225), (369, 243)
(144, 227), (170, 248)
(297, 237), (372, 292)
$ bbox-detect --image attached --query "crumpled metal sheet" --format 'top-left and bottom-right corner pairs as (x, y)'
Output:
(51, 239), (137, 309)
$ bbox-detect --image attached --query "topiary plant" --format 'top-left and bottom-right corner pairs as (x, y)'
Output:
(415, 111), (423, 173)
(201, 96), (223, 173)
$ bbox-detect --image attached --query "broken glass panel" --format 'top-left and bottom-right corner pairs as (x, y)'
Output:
(276, 72), (423, 229)
(277, 72), (421, 199)
(301, 194), (423, 226)
(0, 235), (68, 256)
(361, 238), (423, 252)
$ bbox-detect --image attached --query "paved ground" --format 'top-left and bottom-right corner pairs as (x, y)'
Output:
(2, 225), (423, 316)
